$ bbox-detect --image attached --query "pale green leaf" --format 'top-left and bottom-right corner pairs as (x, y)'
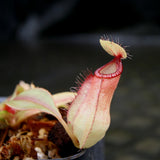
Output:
(6, 88), (79, 147)
(53, 92), (77, 108)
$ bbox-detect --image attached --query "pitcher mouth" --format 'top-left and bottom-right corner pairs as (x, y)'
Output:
(95, 57), (122, 79)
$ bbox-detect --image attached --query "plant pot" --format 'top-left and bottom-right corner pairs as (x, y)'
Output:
(52, 139), (105, 160)
(52, 150), (86, 160)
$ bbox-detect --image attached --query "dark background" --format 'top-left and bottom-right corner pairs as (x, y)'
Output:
(0, 1), (160, 160)
(1, 0), (160, 40)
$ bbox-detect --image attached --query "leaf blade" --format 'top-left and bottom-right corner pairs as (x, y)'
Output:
(6, 88), (79, 147)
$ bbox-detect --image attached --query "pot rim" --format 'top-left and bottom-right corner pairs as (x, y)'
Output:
(50, 150), (86, 160)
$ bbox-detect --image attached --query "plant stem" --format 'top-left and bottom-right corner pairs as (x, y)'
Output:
(0, 128), (8, 147)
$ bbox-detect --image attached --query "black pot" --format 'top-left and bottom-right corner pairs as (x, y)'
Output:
(53, 140), (105, 160)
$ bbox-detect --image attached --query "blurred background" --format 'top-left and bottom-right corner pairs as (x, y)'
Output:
(0, 0), (160, 159)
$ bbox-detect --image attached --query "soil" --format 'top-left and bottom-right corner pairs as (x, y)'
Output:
(0, 108), (79, 159)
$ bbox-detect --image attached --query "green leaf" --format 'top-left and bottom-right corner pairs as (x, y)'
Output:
(10, 81), (35, 101)
(7, 88), (61, 117)
(0, 111), (10, 129)
(6, 88), (79, 147)
(53, 92), (77, 108)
